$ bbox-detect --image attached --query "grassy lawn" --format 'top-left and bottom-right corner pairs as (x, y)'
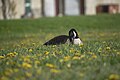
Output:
(0, 14), (120, 80)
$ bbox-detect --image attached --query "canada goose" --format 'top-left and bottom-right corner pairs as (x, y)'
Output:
(43, 28), (83, 45)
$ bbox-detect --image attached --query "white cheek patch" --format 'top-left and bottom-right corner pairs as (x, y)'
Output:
(73, 38), (83, 45)
(73, 31), (76, 38)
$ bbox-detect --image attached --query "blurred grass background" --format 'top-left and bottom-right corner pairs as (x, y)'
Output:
(0, 14), (120, 48)
(0, 14), (120, 80)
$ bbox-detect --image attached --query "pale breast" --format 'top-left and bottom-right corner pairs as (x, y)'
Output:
(73, 38), (83, 45)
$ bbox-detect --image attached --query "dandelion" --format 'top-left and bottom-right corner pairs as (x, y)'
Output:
(89, 54), (97, 60)
(24, 57), (31, 63)
(113, 33), (117, 36)
(21, 43), (24, 45)
(63, 56), (71, 61)
(116, 52), (120, 55)
(6, 52), (16, 57)
(22, 62), (32, 69)
(23, 56), (31, 63)
(99, 33), (105, 36)
(52, 52), (57, 57)
(0, 56), (4, 59)
(4, 69), (13, 76)
(59, 59), (63, 63)
(7, 53), (13, 56)
(103, 41), (106, 44)
(25, 72), (32, 77)
(113, 49), (117, 52)
(72, 56), (80, 60)
(70, 48), (74, 53)
(34, 60), (40, 68)
(67, 63), (71, 68)
(50, 69), (61, 73)
(98, 48), (102, 53)
(74, 53), (81, 56)
(36, 68), (41, 75)
(80, 73), (84, 77)
(1, 76), (9, 80)
(13, 52), (18, 55)
(13, 68), (19, 72)
(109, 74), (120, 80)
(29, 49), (33, 52)
(44, 51), (49, 55)
(52, 45), (56, 48)
(46, 63), (56, 68)
(80, 54), (85, 58)
(106, 47), (111, 50)
(17, 44), (20, 47)
(35, 60), (40, 65)
(32, 43), (35, 46)
(89, 52), (94, 55)
(92, 54), (97, 59)
(79, 44), (84, 48)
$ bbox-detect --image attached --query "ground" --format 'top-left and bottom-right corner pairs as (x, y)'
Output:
(0, 14), (120, 80)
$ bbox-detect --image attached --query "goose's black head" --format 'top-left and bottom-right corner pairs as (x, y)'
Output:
(69, 28), (79, 38)
(69, 28), (79, 43)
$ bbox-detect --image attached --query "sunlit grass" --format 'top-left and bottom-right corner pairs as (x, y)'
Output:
(0, 14), (120, 80)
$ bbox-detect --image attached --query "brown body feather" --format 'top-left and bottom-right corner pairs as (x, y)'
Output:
(43, 35), (69, 45)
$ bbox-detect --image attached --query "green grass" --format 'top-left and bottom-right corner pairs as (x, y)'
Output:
(0, 14), (120, 80)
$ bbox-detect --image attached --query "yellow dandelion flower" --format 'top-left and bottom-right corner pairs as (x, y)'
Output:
(0, 56), (4, 59)
(72, 56), (80, 60)
(6, 52), (15, 57)
(117, 52), (120, 55)
(98, 48), (102, 53)
(25, 72), (32, 77)
(80, 73), (84, 77)
(113, 49), (117, 52)
(99, 33), (105, 36)
(70, 48), (74, 53)
(109, 74), (120, 80)
(34, 61), (40, 68)
(32, 43), (35, 45)
(24, 57), (31, 63)
(59, 59), (63, 63)
(13, 68), (19, 72)
(103, 41), (106, 44)
(74, 53), (81, 56)
(4, 69), (13, 76)
(44, 51), (49, 55)
(21, 42), (24, 45)
(22, 62), (32, 69)
(46, 63), (56, 68)
(36, 54), (42, 56)
(63, 56), (71, 61)
(106, 47), (111, 50)
(92, 54), (97, 59)
(88, 58), (92, 61)
(1, 76), (9, 80)
(28, 49), (32, 52)
(80, 54), (85, 58)
(36, 69), (41, 75)
(79, 44), (84, 48)
(88, 52), (94, 55)
(35, 60), (40, 65)
(50, 69), (60, 73)
(13, 52), (18, 55)
(67, 63), (71, 68)
(52, 45), (56, 48)
(17, 45), (20, 47)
